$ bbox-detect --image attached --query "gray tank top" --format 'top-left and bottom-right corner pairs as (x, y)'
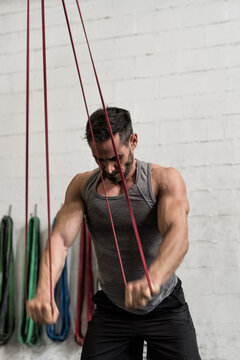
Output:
(82, 159), (177, 314)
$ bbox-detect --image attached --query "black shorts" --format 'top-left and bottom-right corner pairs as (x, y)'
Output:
(81, 278), (201, 360)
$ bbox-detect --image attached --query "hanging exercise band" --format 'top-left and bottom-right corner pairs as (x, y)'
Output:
(61, 0), (153, 293)
(25, 0), (30, 307)
(25, 0), (54, 307)
(62, 0), (152, 293)
(46, 258), (71, 341)
(0, 216), (15, 345)
(61, 0), (127, 287)
(46, 219), (71, 342)
(25, 0), (153, 312)
(41, 0), (53, 309)
(19, 216), (41, 346)
(75, 220), (94, 346)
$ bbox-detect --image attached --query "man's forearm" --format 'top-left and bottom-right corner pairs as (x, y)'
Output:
(35, 236), (67, 298)
(149, 225), (189, 288)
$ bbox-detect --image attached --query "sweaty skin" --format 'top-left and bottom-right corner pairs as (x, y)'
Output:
(26, 133), (189, 323)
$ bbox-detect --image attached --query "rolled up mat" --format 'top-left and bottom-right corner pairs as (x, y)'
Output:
(19, 216), (41, 345)
(0, 216), (15, 345)
(75, 219), (94, 346)
(46, 255), (71, 341)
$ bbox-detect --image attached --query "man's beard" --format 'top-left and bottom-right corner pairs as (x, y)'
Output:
(103, 150), (134, 184)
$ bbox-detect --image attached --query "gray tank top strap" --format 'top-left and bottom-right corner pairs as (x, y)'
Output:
(135, 160), (156, 208)
(82, 169), (100, 204)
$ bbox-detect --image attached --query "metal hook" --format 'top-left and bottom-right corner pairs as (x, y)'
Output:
(34, 204), (38, 217)
(8, 204), (12, 217)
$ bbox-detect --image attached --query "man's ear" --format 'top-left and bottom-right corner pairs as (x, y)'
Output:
(129, 133), (138, 150)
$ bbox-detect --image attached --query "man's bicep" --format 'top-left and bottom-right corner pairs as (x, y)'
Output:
(53, 201), (84, 249)
(157, 168), (189, 236)
(52, 174), (85, 249)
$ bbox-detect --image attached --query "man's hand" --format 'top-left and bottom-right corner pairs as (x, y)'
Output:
(26, 294), (59, 324)
(125, 276), (160, 310)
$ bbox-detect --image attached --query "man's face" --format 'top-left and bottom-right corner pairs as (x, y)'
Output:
(90, 133), (136, 184)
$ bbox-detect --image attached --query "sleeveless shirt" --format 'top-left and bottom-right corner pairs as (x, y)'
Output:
(82, 159), (177, 314)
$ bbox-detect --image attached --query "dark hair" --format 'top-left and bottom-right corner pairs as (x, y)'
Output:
(85, 107), (133, 145)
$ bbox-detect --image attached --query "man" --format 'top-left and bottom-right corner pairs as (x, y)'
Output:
(27, 107), (201, 359)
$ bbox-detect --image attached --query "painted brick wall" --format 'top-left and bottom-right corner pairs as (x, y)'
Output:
(0, 1), (239, 359)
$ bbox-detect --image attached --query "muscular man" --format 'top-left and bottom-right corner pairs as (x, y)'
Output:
(27, 107), (201, 359)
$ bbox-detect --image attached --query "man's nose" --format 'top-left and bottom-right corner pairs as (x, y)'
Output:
(105, 162), (116, 174)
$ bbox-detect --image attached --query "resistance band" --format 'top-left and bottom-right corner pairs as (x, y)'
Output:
(46, 219), (71, 342)
(61, 0), (152, 293)
(25, 0), (53, 308)
(25, 0), (152, 323)
(41, 0), (53, 308)
(46, 258), (70, 341)
(0, 216), (15, 345)
(25, 0), (30, 306)
(75, 220), (94, 346)
(19, 216), (41, 346)
(62, 0), (126, 286)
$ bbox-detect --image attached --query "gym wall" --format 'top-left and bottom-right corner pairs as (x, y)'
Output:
(0, 0), (239, 359)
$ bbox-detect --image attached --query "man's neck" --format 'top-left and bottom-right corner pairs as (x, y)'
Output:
(124, 158), (137, 184)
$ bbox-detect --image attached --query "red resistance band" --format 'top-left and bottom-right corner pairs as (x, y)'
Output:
(61, 0), (127, 287)
(25, 0), (30, 305)
(62, 0), (153, 294)
(75, 220), (94, 346)
(25, 0), (53, 307)
(41, 0), (53, 308)
(26, 0), (154, 312)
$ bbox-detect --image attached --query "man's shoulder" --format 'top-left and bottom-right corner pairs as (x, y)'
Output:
(67, 169), (97, 195)
(151, 164), (182, 178)
(151, 164), (186, 196)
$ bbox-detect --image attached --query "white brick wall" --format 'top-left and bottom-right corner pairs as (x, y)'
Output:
(1, 0), (240, 359)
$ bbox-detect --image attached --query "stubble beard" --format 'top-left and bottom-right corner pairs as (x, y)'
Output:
(103, 149), (134, 185)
